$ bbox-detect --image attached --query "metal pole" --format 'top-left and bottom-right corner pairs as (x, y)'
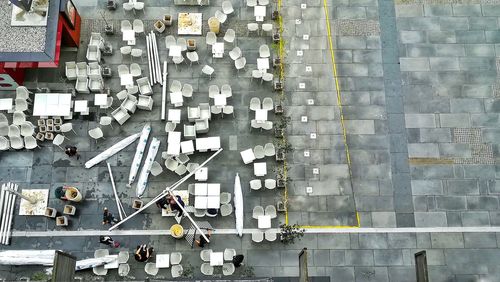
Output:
(146, 34), (154, 85)
(3, 184), (17, 245)
(109, 149), (223, 231)
(0, 184), (6, 243)
(107, 163), (126, 220)
(0, 183), (13, 244)
(161, 61), (167, 120)
(5, 188), (36, 204)
(152, 32), (162, 85)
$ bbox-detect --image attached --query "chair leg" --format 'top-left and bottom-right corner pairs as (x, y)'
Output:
(71, 129), (77, 135)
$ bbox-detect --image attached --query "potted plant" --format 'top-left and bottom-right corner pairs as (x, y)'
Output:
(276, 200), (286, 212)
(273, 57), (281, 68)
(277, 173), (287, 188)
(107, 0), (117, 10)
(187, 39), (196, 51)
(272, 10), (280, 21)
(274, 98), (284, 114)
(279, 223), (305, 244)
(273, 32), (281, 43)
(274, 115), (290, 138)
(274, 80), (283, 91)
(276, 139), (292, 162)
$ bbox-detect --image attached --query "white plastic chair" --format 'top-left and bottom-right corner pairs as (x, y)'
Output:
(202, 65), (215, 80)
(0, 136), (10, 151)
(249, 97), (261, 111)
(87, 62), (101, 76)
(76, 62), (88, 77)
(170, 252), (182, 265)
(186, 51), (199, 66)
(173, 56), (185, 69)
(24, 136), (38, 150)
(75, 77), (89, 93)
(262, 72), (274, 83)
(165, 158), (179, 171)
(201, 263), (214, 275)
(118, 264), (130, 277)
(177, 38), (187, 52)
(137, 95), (153, 111)
(254, 145), (265, 159)
(165, 122), (177, 132)
(250, 179), (262, 191)
(116, 90), (128, 101)
(182, 84), (193, 98)
(117, 64), (129, 77)
(224, 29), (236, 44)
(150, 161), (163, 176)
(220, 192), (232, 205)
(258, 0), (269, 5)
(15, 99), (28, 112)
(100, 116), (113, 128)
(145, 263), (159, 276)
(253, 205), (264, 219)
(9, 136), (23, 150)
(170, 80), (182, 92)
(215, 10), (227, 23)
(262, 23), (273, 35)
(133, 19), (145, 35)
(211, 106), (222, 115)
(247, 0), (257, 7)
(223, 105), (234, 118)
(221, 84), (232, 98)
(206, 32), (216, 47)
(200, 249), (212, 262)
(171, 264), (183, 278)
(13, 111), (26, 126)
(52, 134), (65, 150)
(235, 57), (246, 72)
(111, 107), (131, 125)
(223, 263), (235, 276)
(262, 121), (273, 130)
(20, 122), (35, 137)
(133, 2), (145, 14)
(209, 85), (220, 98)
(65, 61), (77, 81)
(0, 123), (8, 136)
(251, 70), (263, 82)
(220, 203), (232, 216)
(265, 229), (277, 241)
(127, 85), (139, 95)
(229, 47), (241, 60)
(264, 143), (275, 156)
(86, 45), (101, 61)
(122, 2), (134, 15)
(0, 113), (7, 124)
(89, 127), (105, 143)
(247, 23), (259, 35)
(252, 230), (264, 242)
(88, 75), (104, 92)
(130, 63), (142, 77)
(101, 96), (114, 110)
(8, 125), (20, 137)
(16, 86), (32, 101)
(165, 35), (176, 49)
(251, 119), (261, 130)
(265, 205), (277, 218)
(222, 0), (234, 14)
(262, 97), (274, 110)
(259, 44), (270, 58)
(131, 48), (143, 62)
(122, 94), (138, 113)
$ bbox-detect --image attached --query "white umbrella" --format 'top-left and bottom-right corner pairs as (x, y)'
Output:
(46, 256), (117, 274)
(127, 123), (152, 187)
(136, 137), (161, 197)
(0, 250), (56, 265)
(85, 133), (141, 169)
(234, 173), (243, 237)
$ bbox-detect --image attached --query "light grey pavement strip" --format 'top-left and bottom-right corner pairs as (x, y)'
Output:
(11, 227), (500, 237)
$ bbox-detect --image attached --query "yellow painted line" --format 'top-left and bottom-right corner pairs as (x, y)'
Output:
(409, 158), (454, 165)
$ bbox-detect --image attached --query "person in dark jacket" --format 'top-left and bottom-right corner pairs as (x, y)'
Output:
(102, 208), (119, 225)
(134, 244), (154, 262)
(99, 235), (120, 248)
(65, 146), (80, 160)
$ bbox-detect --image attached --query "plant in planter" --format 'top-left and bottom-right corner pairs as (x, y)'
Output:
(240, 266), (255, 278)
(100, 11), (114, 35)
(273, 32), (281, 43)
(181, 263), (194, 278)
(272, 10), (280, 21)
(275, 115), (290, 138)
(279, 223), (305, 245)
(275, 139), (293, 162)
(274, 80), (283, 91)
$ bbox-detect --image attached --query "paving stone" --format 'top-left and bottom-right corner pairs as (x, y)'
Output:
(419, 128), (452, 143)
(462, 211), (491, 226)
(353, 266), (389, 282)
(399, 31), (426, 44)
(408, 143), (439, 158)
(371, 212), (397, 227)
(429, 57), (460, 71)
(427, 31), (457, 43)
(359, 234), (388, 249)
(400, 58), (430, 71)
(412, 180), (443, 195)
(439, 113), (471, 128)
(463, 233), (498, 248)
(452, 4), (482, 16)
(430, 233), (465, 248)
(374, 250), (404, 266)
(405, 114), (436, 128)
(424, 4), (453, 16)
(345, 250), (374, 266)
(414, 212), (448, 227)
(387, 233), (417, 249)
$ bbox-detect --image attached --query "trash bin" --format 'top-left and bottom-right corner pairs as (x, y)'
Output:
(65, 187), (82, 202)
(170, 224), (184, 239)
(208, 17), (220, 34)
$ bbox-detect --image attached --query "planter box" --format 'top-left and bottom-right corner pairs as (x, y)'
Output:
(276, 149), (285, 162)
(105, 24), (114, 35)
(45, 207), (57, 218)
(273, 33), (281, 43)
(187, 39), (196, 51)
(163, 15), (173, 26)
(133, 199), (144, 210)
(277, 177), (286, 188)
(273, 57), (281, 68)
(277, 201), (286, 212)
(107, 0), (117, 10)
(275, 128), (284, 138)
(274, 81), (283, 91)
(274, 104), (284, 114)
(103, 43), (113, 55)
(56, 216), (69, 226)
(272, 10), (279, 21)
(63, 205), (76, 215)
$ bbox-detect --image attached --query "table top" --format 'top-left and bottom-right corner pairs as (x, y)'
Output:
(240, 148), (256, 164)
(210, 252), (224, 266)
(0, 98), (13, 111)
(254, 5), (266, 16)
(194, 183), (208, 195)
(168, 131), (182, 144)
(104, 255), (119, 269)
(213, 94), (227, 107)
(94, 94), (108, 106)
(207, 183), (220, 196)
(170, 91), (183, 104)
(257, 58), (269, 71)
(196, 136), (221, 151)
(254, 162), (267, 176)
(195, 167), (208, 181)
(169, 45), (182, 57)
(258, 215), (271, 229)
(74, 100), (88, 112)
(194, 196), (208, 209)
(180, 140), (195, 154)
(207, 195), (221, 209)
(168, 109), (181, 122)
(33, 94), (72, 117)
(255, 109), (268, 122)
(122, 30), (135, 41)
(156, 254), (170, 268)
(120, 74), (134, 86)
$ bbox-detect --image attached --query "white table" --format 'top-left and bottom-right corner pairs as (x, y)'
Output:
(254, 162), (267, 176)
(156, 254), (170, 268)
(122, 29), (136, 45)
(207, 183), (220, 196)
(168, 109), (181, 123)
(194, 183), (208, 195)
(213, 94), (227, 107)
(196, 137), (221, 152)
(170, 91), (183, 106)
(212, 42), (224, 58)
(94, 94), (108, 106)
(195, 167), (208, 181)
(167, 131), (181, 156)
(258, 215), (271, 229)
(169, 45), (182, 57)
(33, 94), (72, 117)
(104, 255), (119, 269)
(240, 148), (256, 164)
(210, 252), (224, 266)
(180, 140), (195, 154)
(74, 100), (89, 113)
(195, 196), (208, 209)
(254, 5), (266, 21)
(168, 131), (181, 144)
(255, 109), (268, 123)
(120, 74), (134, 86)
(257, 58), (269, 72)
(207, 195), (221, 209)
(0, 98), (13, 111)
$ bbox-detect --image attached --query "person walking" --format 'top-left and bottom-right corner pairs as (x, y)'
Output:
(168, 194), (185, 216)
(65, 145), (80, 160)
(102, 208), (119, 225)
(134, 244), (154, 262)
(99, 235), (120, 248)
(195, 229), (212, 248)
